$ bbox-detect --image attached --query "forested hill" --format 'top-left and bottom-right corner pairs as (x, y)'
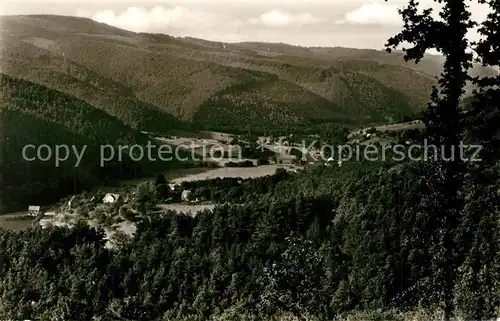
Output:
(0, 74), (143, 144)
(1, 14), (496, 134)
(0, 74), (153, 213)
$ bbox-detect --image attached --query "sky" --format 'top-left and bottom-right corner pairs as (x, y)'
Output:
(0, 0), (491, 49)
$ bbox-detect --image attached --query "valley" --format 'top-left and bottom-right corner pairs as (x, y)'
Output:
(0, 14), (476, 216)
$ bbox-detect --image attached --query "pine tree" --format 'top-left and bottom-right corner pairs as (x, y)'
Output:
(154, 172), (168, 200)
(453, 1), (500, 318)
(469, 0), (500, 164)
(155, 172), (166, 187)
(385, 0), (475, 318)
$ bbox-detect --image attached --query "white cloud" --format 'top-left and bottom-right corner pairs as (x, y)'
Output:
(5, 0), (491, 50)
(336, 2), (401, 26)
(426, 48), (441, 56)
(249, 10), (324, 27)
(76, 6), (243, 33)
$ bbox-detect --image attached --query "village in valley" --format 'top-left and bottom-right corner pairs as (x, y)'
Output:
(1, 123), (422, 249)
(0, 132), (301, 247)
(21, 179), (222, 249)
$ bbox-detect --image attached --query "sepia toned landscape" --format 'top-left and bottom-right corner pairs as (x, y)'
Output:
(1, 1), (500, 320)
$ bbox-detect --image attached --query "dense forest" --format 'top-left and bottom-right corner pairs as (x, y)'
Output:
(0, 157), (498, 320)
(1, 0), (500, 320)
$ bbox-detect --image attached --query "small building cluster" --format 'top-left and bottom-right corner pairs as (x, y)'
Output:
(103, 193), (121, 204)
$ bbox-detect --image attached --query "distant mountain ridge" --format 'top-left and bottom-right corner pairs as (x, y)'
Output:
(1, 14), (497, 134)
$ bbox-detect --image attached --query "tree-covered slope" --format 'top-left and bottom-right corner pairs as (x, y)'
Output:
(1, 38), (190, 133)
(2, 14), (495, 134)
(0, 74), (149, 213)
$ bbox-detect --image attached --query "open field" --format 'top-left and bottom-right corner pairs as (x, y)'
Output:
(115, 167), (213, 190)
(348, 120), (425, 139)
(155, 131), (306, 164)
(0, 211), (34, 231)
(169, 164), (288, 183)
(372, 120), (425, 132)
(106, 163), (287, 192)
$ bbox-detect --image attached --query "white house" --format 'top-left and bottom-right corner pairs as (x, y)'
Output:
(28, 205), (41, 216)
(181, 190), (192, 202)
(103, 193), (121, 204)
